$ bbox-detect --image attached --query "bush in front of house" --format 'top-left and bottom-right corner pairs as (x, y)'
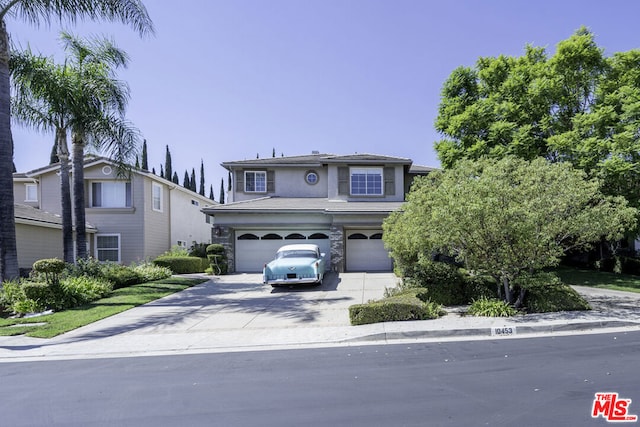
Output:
(520, 272), (591, 313)
(349, 289), (445, 326)
(206, 244), (228, 275)
(153, 256), (209, 274)
(99, 263), (143, 289)
(60, 276), (113, 308)
(133, 262), (173, 282)
(467, 297), (517, 317)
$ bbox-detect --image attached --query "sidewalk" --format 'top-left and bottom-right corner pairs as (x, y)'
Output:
(1, 273), (639, 362)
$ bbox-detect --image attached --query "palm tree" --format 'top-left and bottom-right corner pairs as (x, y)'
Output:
(10, 49), (75, 263)
(0, 1), (153, 281)
(59, 33), (141, 260)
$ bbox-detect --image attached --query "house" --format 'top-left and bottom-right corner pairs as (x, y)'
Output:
(203, 153), (433, 273)
(13, 156), (215, 269)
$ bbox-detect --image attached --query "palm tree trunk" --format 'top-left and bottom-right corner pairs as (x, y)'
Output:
(0, 20), (19, 281)
(57, 129), (74, 263)
(72, 135), (87, 260)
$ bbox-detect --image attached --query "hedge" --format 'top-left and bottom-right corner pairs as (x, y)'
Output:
(349, 292), (444, 326)
(153, 256), (209, 274)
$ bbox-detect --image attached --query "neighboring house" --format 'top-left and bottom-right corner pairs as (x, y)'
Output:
(203, 152), (433, 273)
(13, 156), (215, 268)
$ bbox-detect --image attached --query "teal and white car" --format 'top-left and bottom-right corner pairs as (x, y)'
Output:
(263, 244), (326, 287)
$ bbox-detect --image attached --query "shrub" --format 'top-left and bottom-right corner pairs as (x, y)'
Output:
(467, 297), (517, 317)
(32, 258), (66, 285)
(349, 291), (445, 326)
(0, 280), (45, 315)
(189, 242), (209, 258)
(153, 256), (209, 274)
(19, 282), (51, 313)
(621, 257), (640, 276)
(133, 262), (173, 282)
(61, 276), (113, 307)
(65, 257), (104, 279)
(401, 257), (467, 305)
(206, 244), (225, 255)
(100, 263), (142, 289)
(162, 245), (190, 257)
(523, 274), (591, 313)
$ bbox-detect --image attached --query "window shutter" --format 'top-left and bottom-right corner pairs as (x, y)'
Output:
(267, 170), (275, 192)
(236, 170), (244, 193)
(384, 167), (395, 196)
(338, 167), (349, 195)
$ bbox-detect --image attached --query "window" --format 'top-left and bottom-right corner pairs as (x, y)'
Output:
(91, 181), (132, 207)
(245, 171), (267, 193)
(305, 171), (319, 185)
(191, 200), (200, 206)
(25, 184), (37, 202)
(96, 234), (120, 262)
(350, 168), (383, 195)
(152, 183), (163, 212)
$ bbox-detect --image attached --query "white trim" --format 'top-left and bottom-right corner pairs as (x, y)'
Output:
(24, 183), (38, 202)
(350, 167), (383, 196)
(95, 233), (121, 263)
(244, 170), (267, 193)
(152, 182), (163, 212)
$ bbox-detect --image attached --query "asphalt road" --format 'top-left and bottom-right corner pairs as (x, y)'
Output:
(2, 331), (639, 427)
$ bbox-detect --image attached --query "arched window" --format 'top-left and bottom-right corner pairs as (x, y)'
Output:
(348, 233), (368, 240)
(308, 233), (329, 239)
(238, 233), (259, 240)
(261, 233), (283, 240)
(285, 233), (306, 240)
(370, 233), (383, 239)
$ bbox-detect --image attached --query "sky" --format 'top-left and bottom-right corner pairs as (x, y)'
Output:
(6, 0), (640, 200)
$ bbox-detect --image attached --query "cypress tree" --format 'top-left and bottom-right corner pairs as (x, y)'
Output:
(183, 170), (190, 188)
(172, 171), (179, 184)
(209, 184), (214, 201)
(199, 159), (205, 196)
(164, 145), (172, 180)
(228, 171), (232, 191)
(160, 164), (164, 178)
(190, 168), (197, 192)
(220, 178), (225, 204)
(135, 156), (140, 168)
(141, 139), (148, 170)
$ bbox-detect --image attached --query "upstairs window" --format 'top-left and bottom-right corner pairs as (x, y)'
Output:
(91, 181), (132, 208)
(25, 184), (38, 202)
(350, 168), (383, 196)
(244, 171), (267, 193)
(152, 182), (163, 212)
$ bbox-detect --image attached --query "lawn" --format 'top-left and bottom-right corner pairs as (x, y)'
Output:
(0, 276), (208, 338)
(555, 267), (640, 294)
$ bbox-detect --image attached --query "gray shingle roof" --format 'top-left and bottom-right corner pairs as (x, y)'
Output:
(15, 204), (97, 231)
(203, 197), (404, 214)
(221, 153), (412, 169)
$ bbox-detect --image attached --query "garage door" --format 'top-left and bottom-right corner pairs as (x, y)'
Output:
(346, 230), (393, 272)
(235, 230), (331, 272)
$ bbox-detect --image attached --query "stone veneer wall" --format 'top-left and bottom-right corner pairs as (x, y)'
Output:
(330, 225), (344, 272)
(211, 226), (235, 273)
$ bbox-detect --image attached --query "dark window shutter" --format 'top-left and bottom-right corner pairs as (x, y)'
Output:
(236, 170), (244, 193)
(267, 170), (275, 192)
(384, 167), (395, 196)
(338, 167), (349, 195)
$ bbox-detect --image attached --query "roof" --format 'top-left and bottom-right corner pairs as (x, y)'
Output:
(203, 197), (404, 215)
(409, 165), (438, 174)
(221, 153), (413, 169)
(15, 155), (217, 207)
(14, 204), (97, 232)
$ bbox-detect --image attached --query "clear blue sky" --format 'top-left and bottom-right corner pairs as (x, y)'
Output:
(6, 0), (640, 200)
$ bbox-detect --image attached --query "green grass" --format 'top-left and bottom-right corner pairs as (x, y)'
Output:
(555, 267), (640, 293)
(0, 276), (207, 338)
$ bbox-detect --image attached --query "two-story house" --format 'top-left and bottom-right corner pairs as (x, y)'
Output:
(13, 156), (215, 270)
(203, 153), (433, 273)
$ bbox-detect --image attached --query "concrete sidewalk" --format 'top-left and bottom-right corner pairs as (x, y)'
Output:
(1, 272), (639, 362)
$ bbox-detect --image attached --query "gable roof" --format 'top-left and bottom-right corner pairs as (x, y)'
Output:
(221, 153), (413, 169)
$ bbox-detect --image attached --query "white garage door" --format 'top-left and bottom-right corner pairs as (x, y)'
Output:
(346, 230), (393, 272)
(235, 230), (331, 272)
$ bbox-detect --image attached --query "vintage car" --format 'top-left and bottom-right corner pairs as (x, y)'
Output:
(263, 244), (326, 286)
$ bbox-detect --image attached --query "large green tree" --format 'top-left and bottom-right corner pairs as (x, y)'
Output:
(435, 27), (640, 210)
(0, 0), (153, 281)
(383, 157), (636, 306)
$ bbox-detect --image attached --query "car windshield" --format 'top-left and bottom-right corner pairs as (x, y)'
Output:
(276, 250), (318, 259)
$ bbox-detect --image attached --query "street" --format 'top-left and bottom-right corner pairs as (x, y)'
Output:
(1, 331), (639, 426)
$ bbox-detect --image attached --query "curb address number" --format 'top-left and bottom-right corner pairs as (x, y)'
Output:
(491, 326), (516, 336)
